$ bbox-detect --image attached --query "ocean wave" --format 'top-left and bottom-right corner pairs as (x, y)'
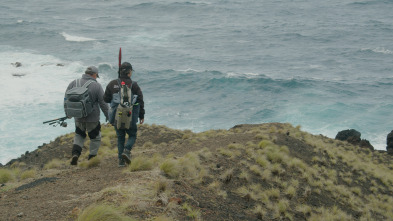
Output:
(60, 32), (97, 42)
(226, 72), (263, 79)
(348, 0), (392, 6)
(360, 47), (393, 55)
(127, 1), (209, 10)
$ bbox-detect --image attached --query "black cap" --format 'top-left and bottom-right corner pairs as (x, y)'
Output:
(119, 62), (133, 76)
(121, 62), (133, 71)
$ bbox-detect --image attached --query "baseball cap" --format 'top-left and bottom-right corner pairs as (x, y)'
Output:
(85, 66), (99, 78)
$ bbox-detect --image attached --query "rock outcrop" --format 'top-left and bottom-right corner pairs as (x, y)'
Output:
(335, 129), (374, 150)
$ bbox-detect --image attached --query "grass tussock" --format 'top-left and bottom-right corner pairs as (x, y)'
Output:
(182, 203), (201, 220)
(79, 156), (101, 169)
(160, 152), (207, 183)
(0, 168), (14, 183)
(160, 159), (180, 179)
(20, 169), (36, 180)
(128, 156), (154, 172)
(44, 158), (65, 169)
(77, 204), (133, 221)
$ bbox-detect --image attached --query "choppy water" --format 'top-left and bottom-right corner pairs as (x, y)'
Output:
(1, 0), (393, 164)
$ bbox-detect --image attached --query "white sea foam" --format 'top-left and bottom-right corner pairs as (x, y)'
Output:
(361, 47), (393, 55)
(226, 72), (261, 79)
(372, 47), (393, 54)
(0, 49), (86, 164)
(61, 32), (97, 42)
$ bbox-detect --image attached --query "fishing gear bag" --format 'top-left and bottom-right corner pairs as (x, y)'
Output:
(109, 80), (137, 129)
(64, 79), (94, 118)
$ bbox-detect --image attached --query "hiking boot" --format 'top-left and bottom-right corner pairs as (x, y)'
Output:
(70, 155), (79, 165)
(118, 158), (126, 167)
(88, 155), (96, 160)
(121, 149), (131, 165)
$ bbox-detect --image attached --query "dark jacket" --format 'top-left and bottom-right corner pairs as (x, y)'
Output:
(103, 76), (145, 120)
(65, 74), (109, 123)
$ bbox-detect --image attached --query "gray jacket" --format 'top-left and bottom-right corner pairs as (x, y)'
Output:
(65, 74), (109, 123)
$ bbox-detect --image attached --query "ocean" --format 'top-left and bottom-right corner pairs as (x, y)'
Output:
(1, 0), (393, 165)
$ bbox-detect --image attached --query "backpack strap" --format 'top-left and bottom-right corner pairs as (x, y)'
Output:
(75, 79), (94, 88)
(116, 79), (135, 90)
(117, 79), (122, 90)
(82, 80), (94, 88)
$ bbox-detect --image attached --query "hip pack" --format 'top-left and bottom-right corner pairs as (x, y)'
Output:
(64, 79), (94, 118)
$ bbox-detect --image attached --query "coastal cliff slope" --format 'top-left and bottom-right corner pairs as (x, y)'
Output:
(0, 123), (392, 220)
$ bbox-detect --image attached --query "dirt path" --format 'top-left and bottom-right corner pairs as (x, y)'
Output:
(0, 155), (129, 221)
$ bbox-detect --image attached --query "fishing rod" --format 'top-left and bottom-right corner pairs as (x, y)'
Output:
(118, 47), (122, 78)
(43, 116), (68, 127)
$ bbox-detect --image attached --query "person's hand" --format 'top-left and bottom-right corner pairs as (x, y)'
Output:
(139, 118), (144, 124)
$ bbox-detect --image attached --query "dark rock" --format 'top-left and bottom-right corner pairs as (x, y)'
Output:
(56, 63), (64, 66)
(335, 129), (361, 143)
(386, 130), (393, 154)
(11, 62), (22, 67)
(336, 129), (374, 150)
(12, 73), (26, 77)
(359, 139), (374, 151)
(15, 177), (58, 191)
(0, 163), (3, 167)
(6, 159), (18, 166)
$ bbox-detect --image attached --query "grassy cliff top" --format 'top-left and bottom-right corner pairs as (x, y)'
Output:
(0, 123), (392, 220)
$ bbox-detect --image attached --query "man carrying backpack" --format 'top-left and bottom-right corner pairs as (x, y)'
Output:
(104, 62), (145, 167)
(64, 66), (109, 165)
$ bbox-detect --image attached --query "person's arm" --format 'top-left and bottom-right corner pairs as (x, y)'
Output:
(103, 81), (113, 103)
(97, 84), (109, 120)
(133, 82), (145, 121)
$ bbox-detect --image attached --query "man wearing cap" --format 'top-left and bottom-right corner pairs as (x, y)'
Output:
(104, 62), (145, 167)
(65, 66), (109, 165)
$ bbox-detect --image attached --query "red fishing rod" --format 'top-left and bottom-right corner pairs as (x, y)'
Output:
(118, 47), (122, 78)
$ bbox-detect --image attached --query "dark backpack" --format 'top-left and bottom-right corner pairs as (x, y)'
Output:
(64, 79), (94, 118)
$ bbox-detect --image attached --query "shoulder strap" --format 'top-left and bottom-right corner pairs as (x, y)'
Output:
(82, 80), (94, 88)
(117, 79), (134, 89)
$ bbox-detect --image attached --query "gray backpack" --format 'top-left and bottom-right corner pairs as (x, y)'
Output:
(64, 79), (94, 118)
